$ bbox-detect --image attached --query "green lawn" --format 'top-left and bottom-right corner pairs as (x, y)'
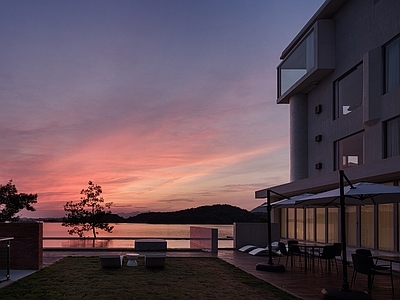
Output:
(0, 256), (297, 300)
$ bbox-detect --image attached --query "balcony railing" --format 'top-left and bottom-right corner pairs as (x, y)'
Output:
(0, 237), (13, 282)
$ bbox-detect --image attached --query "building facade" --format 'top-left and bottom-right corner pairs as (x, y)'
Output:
(256, 0), (400, 254)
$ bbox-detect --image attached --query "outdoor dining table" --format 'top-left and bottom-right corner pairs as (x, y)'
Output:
(292, 242), (329, 272)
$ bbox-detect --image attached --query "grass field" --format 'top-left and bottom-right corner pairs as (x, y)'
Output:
(0, 256), (297, 300)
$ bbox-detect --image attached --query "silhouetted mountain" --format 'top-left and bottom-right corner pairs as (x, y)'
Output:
(125, 204), (264, 224)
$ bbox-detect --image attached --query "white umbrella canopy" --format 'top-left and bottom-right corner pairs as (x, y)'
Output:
(271, 193), (315, 208)
(295, 182), (400, 207)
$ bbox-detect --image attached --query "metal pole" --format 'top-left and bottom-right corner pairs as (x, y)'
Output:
(267, 189), (273, 265)
(339, 170), (349, 290)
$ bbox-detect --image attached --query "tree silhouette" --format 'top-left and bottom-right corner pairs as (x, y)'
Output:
(62, 181), (114, 239)
(0, 180), (37, 222)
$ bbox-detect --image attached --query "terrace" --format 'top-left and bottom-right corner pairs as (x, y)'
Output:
(1, 249), (398, 299)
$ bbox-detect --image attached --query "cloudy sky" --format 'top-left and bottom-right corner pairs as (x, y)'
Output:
(1, 0), (324, 218)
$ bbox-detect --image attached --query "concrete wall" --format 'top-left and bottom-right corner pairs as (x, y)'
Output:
(0, 222), (43, 270)
(233, 222), (280, 249)
(189, 226), (218, 253)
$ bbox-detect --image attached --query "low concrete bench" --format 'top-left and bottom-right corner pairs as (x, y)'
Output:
(135, 238), (167, 251)
(99, 255), (123, 268)
(145, 253), (166, 269)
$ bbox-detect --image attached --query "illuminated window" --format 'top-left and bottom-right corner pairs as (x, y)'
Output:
(288, 208), (295, 238)
(360, 205), (374, 248)
(280, 209), (287, 238)
(346, 206), (357, 247)
(296, 208), (304, 240)
(335, 132), (364, 169)
(316, 208), (326, 243)
(306, 208), (315, 241)
(327, 208), (338, 243)
(378, 203), (394, 251)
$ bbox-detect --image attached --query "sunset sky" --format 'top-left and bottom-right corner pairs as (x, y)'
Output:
(1, 0), (324, 218)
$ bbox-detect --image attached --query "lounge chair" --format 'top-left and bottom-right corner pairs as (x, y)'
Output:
(248, 242), (279, 256)
(238, 245), (258, 252)
(99, 255), (123, 268)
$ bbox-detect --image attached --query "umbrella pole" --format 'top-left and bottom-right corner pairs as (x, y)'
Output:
(339, 170), (350, 290)
(321, 170), (371, 299)
(256, 189), (285, 272)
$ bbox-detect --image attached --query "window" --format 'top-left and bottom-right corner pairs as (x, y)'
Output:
(305, 208), (315, 241)
(296, 208), (304, 240)
(327, 208), (338, 243)
(378, 203), (394, 251)
(316, 208), (326, 243)
(288, 208), (295, 238)
(334, 64), (363, 118)
(335, 132), (364, 169)
(385, 36), (400, 93)
(384, 116), (400, 158)
(278, 31), (314, 96)
(280, 209), (287, 238)
(361, 205), (374, 248)
(346, 206), (357, 247)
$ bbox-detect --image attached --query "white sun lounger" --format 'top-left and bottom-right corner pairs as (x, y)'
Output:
(248, 242), (279, 256)
(238, 245), (259, 252)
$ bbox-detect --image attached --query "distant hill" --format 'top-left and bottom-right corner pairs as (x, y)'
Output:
(125, 204), (264, 224)
(22, 204), (265, 224)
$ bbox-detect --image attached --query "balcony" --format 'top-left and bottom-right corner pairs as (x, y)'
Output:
(277, 20), (335, 104)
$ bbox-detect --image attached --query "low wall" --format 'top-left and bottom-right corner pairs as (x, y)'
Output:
(233, 222), (280, 249)
(189, 226), (218, 253)
(0, 222), (43, 270)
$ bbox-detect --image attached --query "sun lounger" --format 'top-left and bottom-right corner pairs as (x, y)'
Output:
(99, 255), (123, 268)
(238, 245), (258, 252)
(248, 242), (279, 256)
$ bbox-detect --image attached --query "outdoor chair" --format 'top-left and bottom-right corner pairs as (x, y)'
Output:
(333, 243), (342, 262)
(355, 248), (391, 271)
(278, 242), (292, 267)
(350, 253), (394, 296)
(315, 245), (337, 274)
(287, 240), (306, 268)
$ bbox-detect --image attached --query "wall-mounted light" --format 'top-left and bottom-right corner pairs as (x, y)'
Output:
(315, 104), (322, 114)
(315, 135), (322, 142)
(315, 163), (322, 169)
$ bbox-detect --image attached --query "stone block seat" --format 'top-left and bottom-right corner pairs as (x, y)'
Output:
(134, 238), (167, 251)
(145, 253), (166, 269)
(99, 255), (123, 268)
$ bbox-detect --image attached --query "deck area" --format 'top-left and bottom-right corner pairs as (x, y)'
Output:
(4, 249), (400, 299)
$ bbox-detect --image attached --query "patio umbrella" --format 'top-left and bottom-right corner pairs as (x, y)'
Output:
(255, 192), (317, 273)
(271, 193), (315, 208)
(295, 170), (400, 299)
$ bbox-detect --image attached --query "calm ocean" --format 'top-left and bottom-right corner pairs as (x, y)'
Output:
(43, 223), (233, 249)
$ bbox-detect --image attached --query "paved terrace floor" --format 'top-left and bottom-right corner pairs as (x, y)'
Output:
(3, 249), (400, 299)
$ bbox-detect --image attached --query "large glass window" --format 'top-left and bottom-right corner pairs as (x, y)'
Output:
(378, 203), (394, 251)
(288, 208), (295, 238)
(336, 132), (364, 169)
(361, 205), (374, 248)
(296, 208), (304, 240)
(278, 31), (314, 96)
(334, 64), (363, 118)
(306, 208), (315, 241)
(346, 206), (357, 247)
(327, 208), (339, 243)
(384, 116), (400, 158)
(385, 36), (400, 93)
(316, 208), (326, 242)
(280, 209), (287, 238)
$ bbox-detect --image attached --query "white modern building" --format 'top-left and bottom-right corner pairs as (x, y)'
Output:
(256, 0), (400, 254)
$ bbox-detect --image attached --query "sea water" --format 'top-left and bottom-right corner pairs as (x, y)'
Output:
(43, 223), (233, 248)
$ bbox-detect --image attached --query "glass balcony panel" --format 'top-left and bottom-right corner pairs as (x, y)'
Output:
(279, 31), (314, 96)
